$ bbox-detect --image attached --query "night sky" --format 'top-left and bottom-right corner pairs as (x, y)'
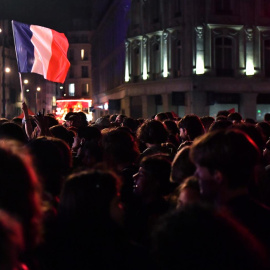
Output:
(0, 0), (110, 32)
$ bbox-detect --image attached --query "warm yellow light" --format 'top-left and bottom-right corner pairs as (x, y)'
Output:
(24, 79), (29, 84)
(26, 89), (30, 92)
(81, 49), (85, 60)
(37, 87), (41, 91)
(5, 67), (10, 73)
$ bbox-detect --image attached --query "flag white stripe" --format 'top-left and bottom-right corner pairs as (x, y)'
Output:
(30, 25), (53, 79)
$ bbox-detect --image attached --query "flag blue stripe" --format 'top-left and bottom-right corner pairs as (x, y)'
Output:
(12, 21), (34, 73)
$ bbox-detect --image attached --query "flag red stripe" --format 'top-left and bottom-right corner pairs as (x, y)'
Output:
(47, 30), (70, 83)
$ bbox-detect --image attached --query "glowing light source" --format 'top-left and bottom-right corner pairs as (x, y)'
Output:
(5, 67), (10, 73)
(246, 60), (254, 76)
(125, 65), (129, 82)
(104, 102), (109, 110)
(163, 59), (168, 78)
(196, 55), (204, 74)
(24, 79), (29, 84)
(81, 49), (85, 60)
(143, 62), (147, 80)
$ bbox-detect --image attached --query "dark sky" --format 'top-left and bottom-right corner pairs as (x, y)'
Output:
(0, 0), (110, 32)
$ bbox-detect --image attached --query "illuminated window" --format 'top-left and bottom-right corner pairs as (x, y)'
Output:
(82, 83), (89, 96)
(264, 40), (270, 77)
(215, 37), (233, 77)
(69, 83), (75, 96)
(81, 49), (88, 60)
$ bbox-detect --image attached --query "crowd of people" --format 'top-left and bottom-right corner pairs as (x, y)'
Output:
(0, 103), (270, 269)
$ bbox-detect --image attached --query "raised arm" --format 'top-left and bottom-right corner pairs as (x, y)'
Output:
(22, 102), (33, 140)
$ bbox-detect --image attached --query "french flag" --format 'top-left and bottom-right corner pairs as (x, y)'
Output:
(12, 20), (70, 83)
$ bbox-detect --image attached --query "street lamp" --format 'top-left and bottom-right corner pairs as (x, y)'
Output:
(36, 87), (41, 113)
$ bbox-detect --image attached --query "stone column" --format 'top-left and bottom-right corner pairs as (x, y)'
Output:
(245, 28), (254, 75)
(162, 31), (169, 77)
(195, 26), (204, 75)
(125, 41), (130, 82)
(240, 93), (257, 120)
(123, 96), (130, 116)
(162, 93), (169, 112)
(142, 95), (148, 119)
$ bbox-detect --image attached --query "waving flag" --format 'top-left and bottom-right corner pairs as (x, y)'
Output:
(12, 20), (70, 83)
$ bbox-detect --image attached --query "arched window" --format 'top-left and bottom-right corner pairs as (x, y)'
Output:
(215, 36), (233, 76)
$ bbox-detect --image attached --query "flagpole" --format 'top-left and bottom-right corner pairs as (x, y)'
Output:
(18, 72), (24, 102)
(11, 21), (24, 103)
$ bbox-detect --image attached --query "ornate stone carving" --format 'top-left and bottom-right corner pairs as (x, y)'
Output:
(143, 36), (148, 48)
(195, 26), (204, 39)
(132, 40), (141, 49)
(245, 28), (253, 41)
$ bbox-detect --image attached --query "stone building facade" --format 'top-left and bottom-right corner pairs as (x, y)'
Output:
(92, 0), (270, 120)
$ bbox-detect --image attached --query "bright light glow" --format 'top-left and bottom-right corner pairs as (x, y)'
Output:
(5, 67), (10, 73)
(104, 102), (109, 110)
(55, 99), (93, 123)
(56, 99), (92, 107)
(81, 49), (85, 60)
(125, 64), (129, 82)
(143, 61), (147, 80)
(163, 59), (168, 78)
(26, 89), (30, 92)
(86, 113), (93, 122)
(246, 60), (254, 76)
(24, 79), (29, 84)
(0, 28), (2, 33)
(52, 96), (56, 106)
(69, 83), (75, 96)
(37, 87), (41, 91)
(60, 86), (64, 89)
(196, 55), (205, 74)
